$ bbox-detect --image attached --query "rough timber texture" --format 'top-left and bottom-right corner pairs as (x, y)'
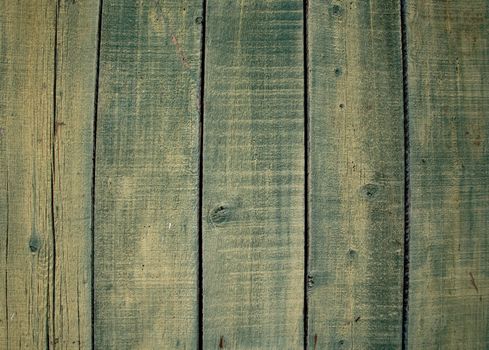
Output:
(0, 1), (56, 348)
(0, 1), (100, 348)
(407, 1), (489, 348)
(202, 1), (305, 348)
(53, 0), (100, 347)
(307, 0), (405, 348)
(2, 1), (489, 349)
(94, 1), (203, 348)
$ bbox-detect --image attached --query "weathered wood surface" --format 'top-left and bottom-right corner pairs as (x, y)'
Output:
(202, 0), (305, 348)
(307, 0), (405, 348)
(406, 0), (489, 348)
(0, 0), (100, 348)
(53, 0), (100, 347)
(94, 0), (203, 348)
(0, 1), (56, 348)
(1, 1), (489, 349)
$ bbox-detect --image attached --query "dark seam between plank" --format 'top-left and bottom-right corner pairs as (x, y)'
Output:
(50, 1), (61, 348)
(91, 1), (104, 349)
(198, 0), (208, 349)
(5, 155), (9, 347)
(303, 0), (310, 349)
(400, 0), (410, 348)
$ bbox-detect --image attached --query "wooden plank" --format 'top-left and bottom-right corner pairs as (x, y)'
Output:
(202, 1), (304, 348)
(94, 1), (202, 348)
(0, 0), (56, 348)
(53, 0), (100, 348)
(307, 0), (405, 348)
(407, 1), (489, 348)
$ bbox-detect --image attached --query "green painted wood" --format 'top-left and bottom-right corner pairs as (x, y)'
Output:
(0, 1), (56, 348)
(307, 0), (405, 348)
(407, 1), (489, 348)
(53, 0), (100, 347)
(202, 1), (305, 348)
(94, 0), (203, 348)
(2, 2), (488, 349)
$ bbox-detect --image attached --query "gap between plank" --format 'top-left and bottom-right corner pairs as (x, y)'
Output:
(50, 1), (61, 348)
(400, 0), (410, 348)
(91, 1), (104, 348)
(198, 0), (208, 348)
(303, 0), (310, 349)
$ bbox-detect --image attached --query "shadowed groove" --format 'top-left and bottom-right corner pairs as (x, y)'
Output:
(303, 0), (310, 349)
(90, 0), (104, 348)
(400, 0), (411, 348)
(198, 0), (208, 348)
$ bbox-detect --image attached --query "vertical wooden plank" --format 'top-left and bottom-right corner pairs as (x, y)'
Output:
(202, 1), (304, 348)
(407, 1), (489, 348)
(95, 0), (202, 348)
(0, 0), (56, 348)
(53, 0), (100, 348)
(308, 0), (405, 348)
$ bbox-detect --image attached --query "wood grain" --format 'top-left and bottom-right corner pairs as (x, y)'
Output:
(1, 2), (488, 349)
(407, 1), (489, 348)
(307, 0), (405, 348)
(94, 0), (203, 348)
(0, 1), (100, 348)
(53, 0), (100, 348)
(202, 1), (305, 348)
(0, 0), (56, 348)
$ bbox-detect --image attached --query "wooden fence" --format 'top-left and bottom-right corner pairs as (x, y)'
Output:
(1, 0), (488, 348)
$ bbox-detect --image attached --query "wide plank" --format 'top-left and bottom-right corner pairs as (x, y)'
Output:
(94, 0), (203, 348)
(407, 1), (489, 348)
(53, 0), (100, 348)
(0, 0), (56, 348)
(202, 1), (305, 348)
(307, 0), (405, 348)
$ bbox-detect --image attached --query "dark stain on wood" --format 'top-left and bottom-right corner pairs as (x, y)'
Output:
(29, 234), (41, 253)
(469, 272), (479, 293)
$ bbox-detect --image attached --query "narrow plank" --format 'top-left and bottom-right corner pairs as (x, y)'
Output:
(407, 1), (489, 348)
(94, 1), (203, 348)
(0, 0), (56, 348)
(202, 1), (304, 348)
(53, 0), (100, 348)
(307, 0), (405, 348)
